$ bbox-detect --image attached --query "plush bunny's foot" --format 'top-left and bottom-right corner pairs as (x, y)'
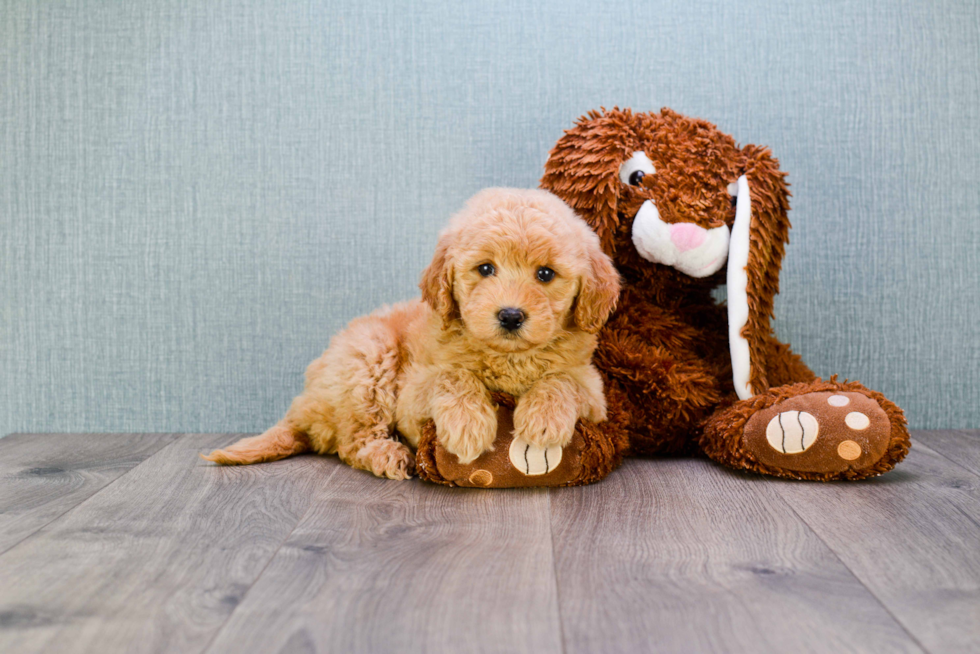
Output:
(416, 392), (627, 488)
(701, 378), (911, 481)
(744, 391), (891, 473)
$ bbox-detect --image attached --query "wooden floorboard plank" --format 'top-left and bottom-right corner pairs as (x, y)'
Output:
(0, 433), (178, 554)
(204, 467), (563, 654)
(0, 434), (338, 654)
(917, 430), (980, 476)
(771, 434), (980, 654)
(550, 457), (923, 654)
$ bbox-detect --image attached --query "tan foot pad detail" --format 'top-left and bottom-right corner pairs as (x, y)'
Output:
(744, 392), (891, 474)
(431, 404), (585, 488)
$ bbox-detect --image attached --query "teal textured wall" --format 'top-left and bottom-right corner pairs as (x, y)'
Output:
(2, 0), (978, 434)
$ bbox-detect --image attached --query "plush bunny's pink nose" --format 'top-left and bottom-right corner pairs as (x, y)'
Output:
(670, 223), (707, 251)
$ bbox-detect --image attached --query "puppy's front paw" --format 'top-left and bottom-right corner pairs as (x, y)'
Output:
(513, 396), (578, 449)
(433, 402), (497, 465)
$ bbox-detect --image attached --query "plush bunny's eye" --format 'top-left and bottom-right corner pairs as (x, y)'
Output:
(619, 151), (656, 186)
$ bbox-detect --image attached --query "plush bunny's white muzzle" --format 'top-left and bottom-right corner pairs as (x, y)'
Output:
(630, 201), (731, 278)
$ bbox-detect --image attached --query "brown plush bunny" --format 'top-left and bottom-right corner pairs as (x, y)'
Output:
(537, 107), (910, 480)
(419, 107), (910, 486)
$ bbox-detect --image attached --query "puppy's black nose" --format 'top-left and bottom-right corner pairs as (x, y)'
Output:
(497, 308), (525, 332)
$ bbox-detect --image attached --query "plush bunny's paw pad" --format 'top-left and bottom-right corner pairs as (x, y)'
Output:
(744, 392), (891, 475)
(509, 438), (563, 476)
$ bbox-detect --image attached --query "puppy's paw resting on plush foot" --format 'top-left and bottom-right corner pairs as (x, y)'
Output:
(416, 393), (629, 488)
(513, 379), (580, 449)
(432, 402), (497, 465)
(513, 397), (577, 449)
(353, 439), (416, 480)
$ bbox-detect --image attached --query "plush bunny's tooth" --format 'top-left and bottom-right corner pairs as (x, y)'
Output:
(727, 175), (754, 400)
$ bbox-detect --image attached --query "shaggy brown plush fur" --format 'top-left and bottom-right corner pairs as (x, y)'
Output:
(539, 108), (910, 481)
(203, 188), (622, 481)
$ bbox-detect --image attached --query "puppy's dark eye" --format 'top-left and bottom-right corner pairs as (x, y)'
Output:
(536, 266), (555, 283)
(477, 263), (495, 277)
(628, 170), (645, 186)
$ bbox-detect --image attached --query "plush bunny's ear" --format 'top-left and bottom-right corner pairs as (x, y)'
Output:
(419, 232), (458, 327)
(540, 109), (634, 255)
(727, 146), (791, 399)
(727, 175), (754, 399)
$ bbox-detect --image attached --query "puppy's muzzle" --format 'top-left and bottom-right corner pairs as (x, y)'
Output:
(497, 307), (525, 332)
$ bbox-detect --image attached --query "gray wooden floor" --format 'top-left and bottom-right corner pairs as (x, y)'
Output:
(0, 432), (977, 654)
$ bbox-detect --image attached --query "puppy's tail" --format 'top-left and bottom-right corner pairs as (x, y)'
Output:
(200, 423), (312, 465)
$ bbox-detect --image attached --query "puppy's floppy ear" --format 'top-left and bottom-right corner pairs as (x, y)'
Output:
(419, 231), (458, 327)
(541, 108), (634, 255)
(573, 236), (621, 333)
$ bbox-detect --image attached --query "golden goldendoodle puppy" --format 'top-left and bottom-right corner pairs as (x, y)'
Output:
(202, 188), (620, 479)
